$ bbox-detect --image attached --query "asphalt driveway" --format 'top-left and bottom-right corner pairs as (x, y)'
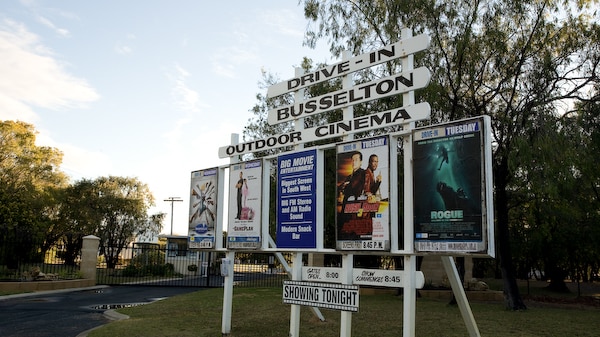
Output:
(0, 285), (201, 337)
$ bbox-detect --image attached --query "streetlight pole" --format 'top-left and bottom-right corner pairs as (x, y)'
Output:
(164, 197), (183, 235)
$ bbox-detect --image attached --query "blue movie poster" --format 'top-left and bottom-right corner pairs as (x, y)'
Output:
(413, 117), (488, 253)
(276, 149), (317, 249)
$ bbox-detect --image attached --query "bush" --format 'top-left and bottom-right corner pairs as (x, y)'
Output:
(129, 250), (165, 268)
(122, 262), (176, 277)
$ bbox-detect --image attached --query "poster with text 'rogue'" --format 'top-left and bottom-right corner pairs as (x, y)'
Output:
(412, 116), (494, 256)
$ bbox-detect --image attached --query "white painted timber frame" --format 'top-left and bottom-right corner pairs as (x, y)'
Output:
(211, 29), (483, 337)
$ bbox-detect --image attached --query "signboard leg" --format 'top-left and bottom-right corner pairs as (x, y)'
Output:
(221, 251), (235, 335)
(340, 254), (353, 337)
(403, 255), (417, 337)
(289, 253), (303, 337)
(441, 256), (481, 337)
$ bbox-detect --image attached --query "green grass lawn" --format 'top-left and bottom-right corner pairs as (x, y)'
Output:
(87, 286), (600, 337)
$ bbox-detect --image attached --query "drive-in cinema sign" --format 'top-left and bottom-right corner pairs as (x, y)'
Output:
(218, 103), (430, 158)
(218, 34), (431, 159)
(268, 67), (430, 125)
(283, 280), (359, 312)
(267, 34), (430, 97)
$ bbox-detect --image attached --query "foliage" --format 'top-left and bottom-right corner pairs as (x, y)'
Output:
(130, 250), (166, 268)
(122, 262), (175, 277)
(122, 250), (174, 277)
(0, 121), (165, 271)
(0, 121), (68, 268)
(84, 176), (164, 269)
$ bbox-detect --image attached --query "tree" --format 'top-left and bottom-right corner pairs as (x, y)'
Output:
(57, 179), (103, 266)
(300, 0), (600, 310)
(88, 176), (164, 269)
(0, 120), (68, 267)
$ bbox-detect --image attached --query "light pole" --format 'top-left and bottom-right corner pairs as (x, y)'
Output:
(164, 197), (183, 235)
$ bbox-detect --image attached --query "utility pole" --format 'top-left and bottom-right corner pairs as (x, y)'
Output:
(164, 197), (183, 235)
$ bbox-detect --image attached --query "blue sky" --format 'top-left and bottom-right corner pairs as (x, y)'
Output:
(0, 0), (331, 236)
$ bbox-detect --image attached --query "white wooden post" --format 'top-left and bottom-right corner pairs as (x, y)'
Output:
(222, 133), (239, 336)
(289, 253), (303, 337)
(339, 254), (354, 337)
(441, 256), (481, 337)
(221, 251), (235, 335)
(400, 27), (419, 337)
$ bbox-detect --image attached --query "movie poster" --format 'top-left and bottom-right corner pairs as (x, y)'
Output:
(276, 149), (318, 249)
(336, 136), (390, 251)
(228, 160), (262, 249)
(188, 168), (218, 249)
(412, 116), (493, 254)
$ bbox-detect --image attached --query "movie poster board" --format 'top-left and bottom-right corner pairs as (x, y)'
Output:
(336, 136), (390, 251)
(227, 160), (262, 249)
(276, 149), (318, 249)
(412, 116), (494, 256)
(188, 168), (218, 249)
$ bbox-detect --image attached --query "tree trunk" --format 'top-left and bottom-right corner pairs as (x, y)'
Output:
(495, 160), (527, 310)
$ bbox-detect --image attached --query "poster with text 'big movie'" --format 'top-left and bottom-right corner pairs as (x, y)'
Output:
(228, 160), (262, 249)
(277, 149), (317, 249)
(336, 136), (390, 251)
(413, 116), (494, 256)
(188, 168), (218, 249)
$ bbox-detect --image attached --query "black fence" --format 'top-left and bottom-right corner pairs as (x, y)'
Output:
(1, 240), (291, 288)
(95, 245), (291, 288)
(0, 241), (81, 282)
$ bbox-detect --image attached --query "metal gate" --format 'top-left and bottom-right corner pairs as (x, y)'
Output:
(95, 244), (289, 288)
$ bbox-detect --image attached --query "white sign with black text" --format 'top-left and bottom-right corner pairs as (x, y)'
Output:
(302, 267), (425, 289)
(283, 280), (359, 312)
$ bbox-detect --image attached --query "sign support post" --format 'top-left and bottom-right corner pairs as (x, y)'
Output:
(441, 256), (481, 337)
(340, 254), (354, 337)
(400, 27), (418, 337)
(222, 133), (239, 336)
(221, 250), (235, 335)
(270, 236), (326, 322)
(289, 253), (303, 337)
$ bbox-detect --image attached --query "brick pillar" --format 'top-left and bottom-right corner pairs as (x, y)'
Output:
(81, 235), (100, 283)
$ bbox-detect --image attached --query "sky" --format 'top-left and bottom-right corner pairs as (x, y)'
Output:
(0, 0), (332, 237)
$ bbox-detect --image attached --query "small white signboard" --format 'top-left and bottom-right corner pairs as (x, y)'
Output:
(283, 280), (359, 312)
(302, 267), (425, 289)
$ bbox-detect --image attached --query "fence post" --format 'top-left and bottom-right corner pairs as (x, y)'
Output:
(81, 235), (100, 283)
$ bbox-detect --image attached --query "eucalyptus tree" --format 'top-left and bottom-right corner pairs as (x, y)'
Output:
(300, 0), (600, 310)
(0, 121), (68, 266)
(90, 176), (164, 269)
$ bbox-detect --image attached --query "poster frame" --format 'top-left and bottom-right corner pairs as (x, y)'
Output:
(188, 167), (219, 249)
(335, 135), (391, 251)
(227, 160), (263, 249)
(412, 115), (494, 257)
